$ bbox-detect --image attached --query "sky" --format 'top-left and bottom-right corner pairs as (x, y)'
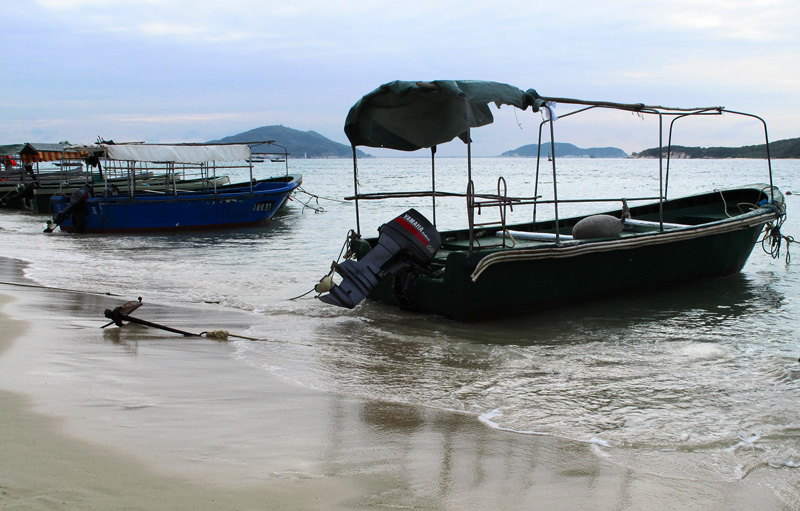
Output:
(2, 0), (798, 156)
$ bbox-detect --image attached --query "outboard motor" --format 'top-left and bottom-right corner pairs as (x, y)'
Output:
(44, 184), (93, 233)
(320, 209), (442, 309)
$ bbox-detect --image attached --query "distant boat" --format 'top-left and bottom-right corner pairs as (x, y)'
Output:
(315, 79), (786, 321)
(46, 142), (301, 233)
(53, 161), (84, 169)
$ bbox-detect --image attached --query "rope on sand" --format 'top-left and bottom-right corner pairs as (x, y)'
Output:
(200, 329), (260, 341)
(0, 279), (122, 297)
(0, 282), (264, 341)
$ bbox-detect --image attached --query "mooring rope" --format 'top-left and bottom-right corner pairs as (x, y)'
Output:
(761, 212), (796, 264)
(291, 186), (349, 214)
(199, 329), (261, 341)
(714, 189), (733, 218)
(287, 229), (359, 301)
(0, 279), (122, 297)
(0, 188), (15, 204)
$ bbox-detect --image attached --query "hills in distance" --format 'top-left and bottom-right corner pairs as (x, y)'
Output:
(631, 137), (800, 159)
(500, 143), (628, 158)
(214, 126), (631, 159)
(500, 137), (800, 159)
(208, 125), (371, 158)
(211, 125), (800, 159)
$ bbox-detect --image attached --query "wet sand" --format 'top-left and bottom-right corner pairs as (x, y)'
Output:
(0, 259), (792, 510)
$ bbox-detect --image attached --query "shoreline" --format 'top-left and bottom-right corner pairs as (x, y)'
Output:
(0, 257), (793, 510)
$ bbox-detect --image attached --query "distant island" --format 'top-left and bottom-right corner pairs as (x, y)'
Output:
(208, 126), (800, 160)
(631, 137), (800, 159)
(208, 125), (370, 158)
(500, 143), (628, 159)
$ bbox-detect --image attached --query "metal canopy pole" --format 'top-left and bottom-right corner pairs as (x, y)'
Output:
(352, 145), (361, 235)
(431, 145), (437, 227)
(721, 109), (775, 202)
(545, 104), (561, 243)
(465, 98), (474, 251)
(533, 119), (549, 224)
(249, 157), (254, 193)
(657, 112), (664, 230)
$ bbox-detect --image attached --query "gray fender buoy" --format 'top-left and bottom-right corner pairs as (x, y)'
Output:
(572, 214), (622, 240)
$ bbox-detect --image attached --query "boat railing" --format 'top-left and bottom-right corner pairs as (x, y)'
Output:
(98, 159), (253, 196)
(467, 177), (517, 250)
(343, 190), (664, 227)
(532, 103), (775, 239)
(343, 190), (537, 202)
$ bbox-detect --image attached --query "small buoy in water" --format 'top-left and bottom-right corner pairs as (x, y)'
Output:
(315, 274), (335, 293)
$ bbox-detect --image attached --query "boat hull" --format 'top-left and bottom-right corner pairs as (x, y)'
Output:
(354, 185), (784, 321)
(50, 176), (300, 233)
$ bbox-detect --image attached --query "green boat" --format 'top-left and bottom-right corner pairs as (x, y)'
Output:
(315, 80), (788, 321)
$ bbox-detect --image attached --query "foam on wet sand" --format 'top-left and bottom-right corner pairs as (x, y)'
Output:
(0, 261), (793, 510)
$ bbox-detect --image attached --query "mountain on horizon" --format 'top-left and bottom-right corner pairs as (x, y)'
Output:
(208, 125), (370, 158)
(501, 142), (628, 158)
(631, 137), (800, 159)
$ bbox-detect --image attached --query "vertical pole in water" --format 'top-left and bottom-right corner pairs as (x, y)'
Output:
(352, 145), (361, 235)
(431, 146), (437, 228)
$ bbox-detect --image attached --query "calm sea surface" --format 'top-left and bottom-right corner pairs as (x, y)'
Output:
(2, 157), (799, 488)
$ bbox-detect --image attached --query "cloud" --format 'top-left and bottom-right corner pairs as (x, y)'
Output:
(6, 0), (798, 152)
(653, 0), (798, 41)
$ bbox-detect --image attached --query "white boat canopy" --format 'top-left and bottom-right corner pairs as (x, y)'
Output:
(102, 143), (251, 163)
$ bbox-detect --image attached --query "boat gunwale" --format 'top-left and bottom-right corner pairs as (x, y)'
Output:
(468, 204), (781, 282)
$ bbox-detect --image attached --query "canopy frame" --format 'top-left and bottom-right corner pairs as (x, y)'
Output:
(343, 80), (776, 251)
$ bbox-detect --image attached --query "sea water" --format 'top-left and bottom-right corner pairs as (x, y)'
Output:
(1, 157), (799, 490)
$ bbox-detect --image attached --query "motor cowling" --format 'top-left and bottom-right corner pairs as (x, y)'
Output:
(320, 208), (441, 309)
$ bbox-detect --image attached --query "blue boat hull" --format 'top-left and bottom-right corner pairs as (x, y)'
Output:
(51, 177), (300, 233)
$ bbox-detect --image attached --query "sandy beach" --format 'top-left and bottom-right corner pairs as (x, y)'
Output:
(0, 258), (793, 510)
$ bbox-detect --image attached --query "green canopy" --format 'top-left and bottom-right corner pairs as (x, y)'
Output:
(344, 80), (544, 151)
(0, 144), (24, 156)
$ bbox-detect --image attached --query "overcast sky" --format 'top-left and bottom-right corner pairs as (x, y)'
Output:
(2, 0), (798, 156)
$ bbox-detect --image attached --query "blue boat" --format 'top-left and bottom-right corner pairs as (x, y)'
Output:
(46, 142), (301, 233)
